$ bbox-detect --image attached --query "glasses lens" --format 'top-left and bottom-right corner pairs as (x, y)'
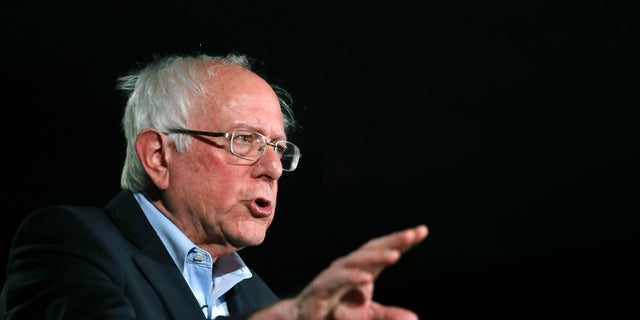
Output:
(279, 142), (300, 171)
(231, 130), (265, 160)
(230, 129), (300, 171)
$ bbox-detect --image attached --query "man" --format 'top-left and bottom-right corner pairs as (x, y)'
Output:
(1, 53), (428, 319)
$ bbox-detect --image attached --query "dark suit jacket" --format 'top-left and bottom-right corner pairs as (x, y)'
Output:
(0, 190), (280, 319)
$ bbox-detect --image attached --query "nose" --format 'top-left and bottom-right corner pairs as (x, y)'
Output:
(255, 143), (283, 179)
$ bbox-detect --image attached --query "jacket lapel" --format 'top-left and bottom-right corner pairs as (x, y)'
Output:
(224, 270), (280, 314)
(106, 190), (205, 320)
(134, 244), (205, 319)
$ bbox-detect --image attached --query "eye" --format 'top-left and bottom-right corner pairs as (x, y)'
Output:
(274, 142), (288, 156)
(234, 134), (252, 144)
(234, 132), (264, 145)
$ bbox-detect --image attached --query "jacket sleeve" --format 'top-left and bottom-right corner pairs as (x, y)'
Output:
(1, 206), (140, 319)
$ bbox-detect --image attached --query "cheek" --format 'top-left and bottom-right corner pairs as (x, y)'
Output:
(175, 154), (239, 217)
(188, 143), (229, 175)
(171, 148), (234, 193)
(188, 151), (244, 196)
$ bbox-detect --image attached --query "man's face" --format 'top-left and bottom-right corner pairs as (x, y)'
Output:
(163, 63), (287, 253)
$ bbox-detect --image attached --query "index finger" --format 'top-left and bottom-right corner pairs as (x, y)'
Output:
(361, 224), (429, 253)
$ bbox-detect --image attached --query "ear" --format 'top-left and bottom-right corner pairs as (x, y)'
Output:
(135, 129), (171, 190)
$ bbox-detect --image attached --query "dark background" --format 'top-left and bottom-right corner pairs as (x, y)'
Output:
(2, 1), (639, 319)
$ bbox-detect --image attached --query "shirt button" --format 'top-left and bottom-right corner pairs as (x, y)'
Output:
(194, 253), (204, 261)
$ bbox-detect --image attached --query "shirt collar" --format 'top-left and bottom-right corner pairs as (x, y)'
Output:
(132, 192), (252, 278)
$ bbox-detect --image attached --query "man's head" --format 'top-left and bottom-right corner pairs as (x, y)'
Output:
(117, 53), (299, 255)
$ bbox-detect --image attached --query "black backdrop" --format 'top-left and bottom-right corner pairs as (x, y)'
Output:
(2, 1), (639, 319)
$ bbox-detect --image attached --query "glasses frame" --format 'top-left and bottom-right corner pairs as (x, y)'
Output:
(165, 128), (300, 171)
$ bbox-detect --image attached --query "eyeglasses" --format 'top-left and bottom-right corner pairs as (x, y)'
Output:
(165, 128), (301, 171)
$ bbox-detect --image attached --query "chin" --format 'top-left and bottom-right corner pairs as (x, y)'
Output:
(228, 220), (270, 247)
(233, 237), (265, 248)
(233, 229), (267, 248)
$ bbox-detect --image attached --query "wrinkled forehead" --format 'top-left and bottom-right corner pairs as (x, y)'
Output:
(190, 62), (285, 135)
